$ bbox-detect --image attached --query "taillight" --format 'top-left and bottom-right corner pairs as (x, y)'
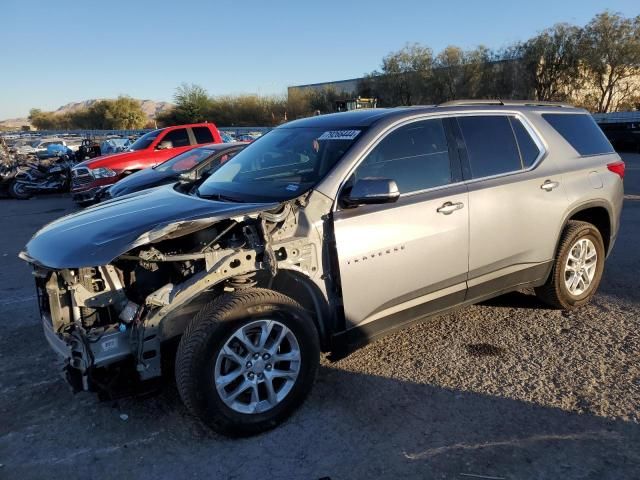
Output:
(607, 161), (625, 179)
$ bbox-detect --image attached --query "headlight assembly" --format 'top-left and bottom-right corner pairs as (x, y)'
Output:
(92, 167), (118, 178)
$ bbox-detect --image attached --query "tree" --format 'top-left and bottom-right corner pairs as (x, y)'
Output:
(581, 12), (640, 112)
(520, 23), (583, 102)
(376, 43), (434, 105)
(173, 83), (213, 123)
(103, 96), (147, 129)
(29, 108), (58, 130)
(433, 46), (465, 100)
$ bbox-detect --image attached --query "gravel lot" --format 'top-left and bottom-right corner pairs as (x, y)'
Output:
(1, 154), (639, 480)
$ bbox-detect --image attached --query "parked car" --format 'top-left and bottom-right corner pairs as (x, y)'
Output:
(7, 138), (34, 152)
(102, 143), (246, 200)
(235, 133), (256, 143)
(100, 137), (133, 155)
(598, 122), (640, 152)
(21, 101), (623, 436)
(220, 132), (236, 143)
(70, 123), (223, 205)
(15, 137), (66, 155)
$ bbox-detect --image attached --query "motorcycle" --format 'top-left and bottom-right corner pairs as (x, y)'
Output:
(11, 155), (76, 199)
(0, 161), (21, 198)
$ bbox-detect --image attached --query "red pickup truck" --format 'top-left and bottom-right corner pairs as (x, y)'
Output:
(71, 123), (223, 205)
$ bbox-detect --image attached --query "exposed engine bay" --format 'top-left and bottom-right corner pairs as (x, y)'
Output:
(28, 196), (330, 397)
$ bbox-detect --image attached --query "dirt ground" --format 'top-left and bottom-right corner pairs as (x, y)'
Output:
(1, 155), (639, 480)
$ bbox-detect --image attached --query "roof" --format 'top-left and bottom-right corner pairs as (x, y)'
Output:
(280, 101), (585, 130)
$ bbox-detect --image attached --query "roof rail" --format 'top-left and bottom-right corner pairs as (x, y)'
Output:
(438, 99), (573, 108)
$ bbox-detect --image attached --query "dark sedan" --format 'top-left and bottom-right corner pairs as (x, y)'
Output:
(102, 143), (245, 200)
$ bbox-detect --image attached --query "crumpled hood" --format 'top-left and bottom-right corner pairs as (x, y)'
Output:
(22, 185), (278, 269)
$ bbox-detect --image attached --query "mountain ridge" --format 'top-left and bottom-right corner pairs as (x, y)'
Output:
(1, 98), (174, 129)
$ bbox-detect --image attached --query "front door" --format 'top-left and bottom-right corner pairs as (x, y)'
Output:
(332, 118), (469, 338)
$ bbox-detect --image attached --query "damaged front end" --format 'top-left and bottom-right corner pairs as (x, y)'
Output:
(21, 188), (328, 398)
(32, 264), (149, 395)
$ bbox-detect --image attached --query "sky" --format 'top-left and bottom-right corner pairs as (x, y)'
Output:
(1, 0), (638, 119)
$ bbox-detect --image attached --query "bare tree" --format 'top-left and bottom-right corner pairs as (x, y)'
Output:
(582, 12), (640, 112)
(520, 23), (583, 101)
(376, 43), (434, 105)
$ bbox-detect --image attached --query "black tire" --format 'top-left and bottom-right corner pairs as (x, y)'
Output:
(175, 288), (320, 436)
(9, 180), (31, 199)
(535, 220), (605, 309)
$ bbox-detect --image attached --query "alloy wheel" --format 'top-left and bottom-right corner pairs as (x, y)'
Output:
(214, 319), (301, 414)
(564, 237), (598, 296)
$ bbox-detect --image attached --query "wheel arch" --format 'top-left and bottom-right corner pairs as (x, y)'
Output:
(264, 269), (332, 351)
(156, 269), (333, 351)
(560, 200), (613, 255)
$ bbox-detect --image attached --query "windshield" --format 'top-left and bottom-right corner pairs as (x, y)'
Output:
(30, 140), (40, 147)
(155, 148), (216, 173)
(197, 127), (362, 202)
(129, 130), (160, 151)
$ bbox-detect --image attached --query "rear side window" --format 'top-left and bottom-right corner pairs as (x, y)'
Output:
(193, 126), (214, 144)
(352, 118), (452, 194)
(161, 128), (190, 148)
(457, 115), (522, 178)
(510, 117), (541, 167)
(543, 113), (614, 156)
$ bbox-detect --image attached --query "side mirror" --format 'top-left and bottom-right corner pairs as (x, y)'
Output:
(341, 178), (400, 207)
(156, 140), (173, 150)
(179, 170), (198, 182)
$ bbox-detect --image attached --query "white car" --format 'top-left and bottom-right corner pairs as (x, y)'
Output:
(16, 138), (66, 155)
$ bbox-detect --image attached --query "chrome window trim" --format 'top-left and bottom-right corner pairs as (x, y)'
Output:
(333, 110), (548, 211)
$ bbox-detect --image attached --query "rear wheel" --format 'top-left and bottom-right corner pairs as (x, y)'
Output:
(535, 220), (605, 309)
(9, 180), (31, 199)
(175, 288), (320, 436)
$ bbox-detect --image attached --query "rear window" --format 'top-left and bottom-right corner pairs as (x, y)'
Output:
(543, 113), (614, 156)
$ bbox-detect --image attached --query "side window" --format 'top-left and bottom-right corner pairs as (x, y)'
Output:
(160, 128), (190, 148)
(510, 117), (541, 167)
(457, 115), (522, 178)
(542, 113), (614, 156)
(192, 126), (214, 144)
(201, 150), (239, 174)
(352, 119), (452, 194)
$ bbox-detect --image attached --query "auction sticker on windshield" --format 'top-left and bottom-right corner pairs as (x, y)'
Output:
(318, 130), (361, 141)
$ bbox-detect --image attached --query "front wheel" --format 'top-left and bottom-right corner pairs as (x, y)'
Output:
(175, 288), (320, 436)
(535, 220), (605, 309)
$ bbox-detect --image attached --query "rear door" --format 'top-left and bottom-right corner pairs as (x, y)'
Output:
(332, 117), (469, 337)
(452, 113), (569, 297)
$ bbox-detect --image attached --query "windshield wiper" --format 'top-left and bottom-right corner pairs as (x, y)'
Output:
(198, 192), (245, 203)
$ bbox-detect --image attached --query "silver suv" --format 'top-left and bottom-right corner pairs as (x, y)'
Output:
(20, 100), (624, 435)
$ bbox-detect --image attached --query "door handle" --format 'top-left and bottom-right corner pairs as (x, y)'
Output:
(541, 180), (560, 191)
(437, 201), (464, 215)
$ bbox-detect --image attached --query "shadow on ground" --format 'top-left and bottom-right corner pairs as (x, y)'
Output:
(2, 352), (639, 480)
